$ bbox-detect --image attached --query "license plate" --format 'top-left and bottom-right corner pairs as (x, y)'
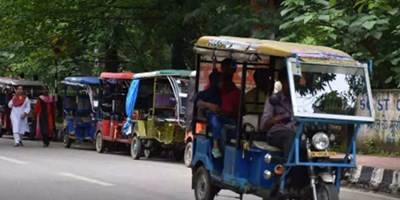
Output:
(310, 151), (336, 157)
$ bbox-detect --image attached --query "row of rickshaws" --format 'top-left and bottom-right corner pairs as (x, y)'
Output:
(1, 36), (376, 200)
(61, 70), (196, 162)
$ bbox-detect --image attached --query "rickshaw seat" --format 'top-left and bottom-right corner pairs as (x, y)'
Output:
(252, 141), (282, 152)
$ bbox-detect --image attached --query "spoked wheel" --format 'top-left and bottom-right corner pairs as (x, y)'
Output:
(184, 142), (193, 167)
(314, 183), (339, 200)
(194, 166), (219, 200)
(96, 133), (106, 153)
(130, 136), (142, 160)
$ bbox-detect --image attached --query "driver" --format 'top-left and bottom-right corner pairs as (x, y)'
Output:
(261, 71), (297, 157)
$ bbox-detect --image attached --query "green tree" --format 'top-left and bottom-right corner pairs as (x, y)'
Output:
(279, 0), (400, 89)
(0, 0), (260, 88)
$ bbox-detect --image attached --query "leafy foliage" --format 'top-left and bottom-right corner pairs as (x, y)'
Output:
(279, 0), (400, 89)
(0, 0), (399, 91)
(0, 0), (262, 91)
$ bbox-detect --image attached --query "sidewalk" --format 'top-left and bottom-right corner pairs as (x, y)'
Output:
(339, 153), (400, 194)
(355, 154), (400, 171)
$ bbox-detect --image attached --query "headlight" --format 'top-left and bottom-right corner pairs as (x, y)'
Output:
(312, 132), (330, 150)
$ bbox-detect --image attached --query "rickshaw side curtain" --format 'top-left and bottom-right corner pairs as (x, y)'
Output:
(122, 79), (140, 134)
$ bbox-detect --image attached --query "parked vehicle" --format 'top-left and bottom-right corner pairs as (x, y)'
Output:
(190, 36), (375, 200)
(95, 72), (134, 153)
(61, 77), (100, 148)
(0, 77), (43, 139)
(125, 70), (193, 160)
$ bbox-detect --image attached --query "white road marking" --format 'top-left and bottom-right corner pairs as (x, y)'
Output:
(59, 172), (115, 187)
(0, 156), (29, 164)
(341, 188), (400, 200)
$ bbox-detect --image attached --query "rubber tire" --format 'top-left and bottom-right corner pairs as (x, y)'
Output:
(312, 183), (339, 200)
(130, 136), (142, 160)
(0, 128), (3, 138)
(194, 166), (219, 200)
(96, 133), (106, 153)
(184, 142), (193, 167)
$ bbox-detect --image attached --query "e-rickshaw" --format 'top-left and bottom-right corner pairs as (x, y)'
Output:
(95, 72), (134, 153)
(190, 36), (375, 200)
(61, 77), (100, 148)
(0, 77), (44, 139)
(124, 70), (193, 160)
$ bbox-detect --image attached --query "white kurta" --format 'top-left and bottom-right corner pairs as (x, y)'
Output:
(8, 97), (31, 134)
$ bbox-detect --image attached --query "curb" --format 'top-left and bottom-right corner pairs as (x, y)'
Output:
(344, 165), (400, 195)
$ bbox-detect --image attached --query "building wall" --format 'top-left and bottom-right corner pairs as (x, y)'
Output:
(357, 89), (400, 152)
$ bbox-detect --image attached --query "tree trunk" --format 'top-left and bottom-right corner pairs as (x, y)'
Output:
(171, 39), (186, 69)
(104, 46), (119, 72)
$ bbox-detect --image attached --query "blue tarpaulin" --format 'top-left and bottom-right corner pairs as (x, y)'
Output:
(64, 77), (100, 85)
(122, 79), (140, 134)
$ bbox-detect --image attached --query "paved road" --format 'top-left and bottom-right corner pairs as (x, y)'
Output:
(0, 136), (398, 200)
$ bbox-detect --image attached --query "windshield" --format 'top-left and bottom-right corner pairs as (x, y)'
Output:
(288, 61), (374, 122)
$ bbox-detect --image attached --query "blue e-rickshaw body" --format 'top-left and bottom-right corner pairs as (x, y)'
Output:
(190, 36), (375, 200)
(62, 77), (100, 147)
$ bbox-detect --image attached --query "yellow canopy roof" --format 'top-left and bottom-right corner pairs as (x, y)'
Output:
(195, 36), (356, 64)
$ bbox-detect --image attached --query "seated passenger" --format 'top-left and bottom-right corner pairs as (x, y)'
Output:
(261, 72), (297, 158)
(197, 58), (240, 158)
(245, 68), (270, 113)
(196, 67), (222, 106)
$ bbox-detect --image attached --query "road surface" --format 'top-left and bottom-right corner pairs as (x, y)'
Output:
(0, 136), (397, 200)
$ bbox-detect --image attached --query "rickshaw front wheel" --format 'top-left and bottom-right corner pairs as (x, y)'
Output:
(131, 136), (142, 160)
(194, 166), (218, 200)
(310, 183), (338, 200)
(96, 133), (106, 153)
(184, 142), (193, 167)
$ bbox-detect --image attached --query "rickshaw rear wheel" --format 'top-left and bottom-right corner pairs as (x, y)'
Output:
(96, 133), (106, 153)
(194, 166), (219, 200)
(184, 142), (193, 167)
(131, 136), (142, 160)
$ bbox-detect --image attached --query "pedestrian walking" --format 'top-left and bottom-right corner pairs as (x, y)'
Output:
(34, 86), (58, 147)
(8, 85), (31, 147)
